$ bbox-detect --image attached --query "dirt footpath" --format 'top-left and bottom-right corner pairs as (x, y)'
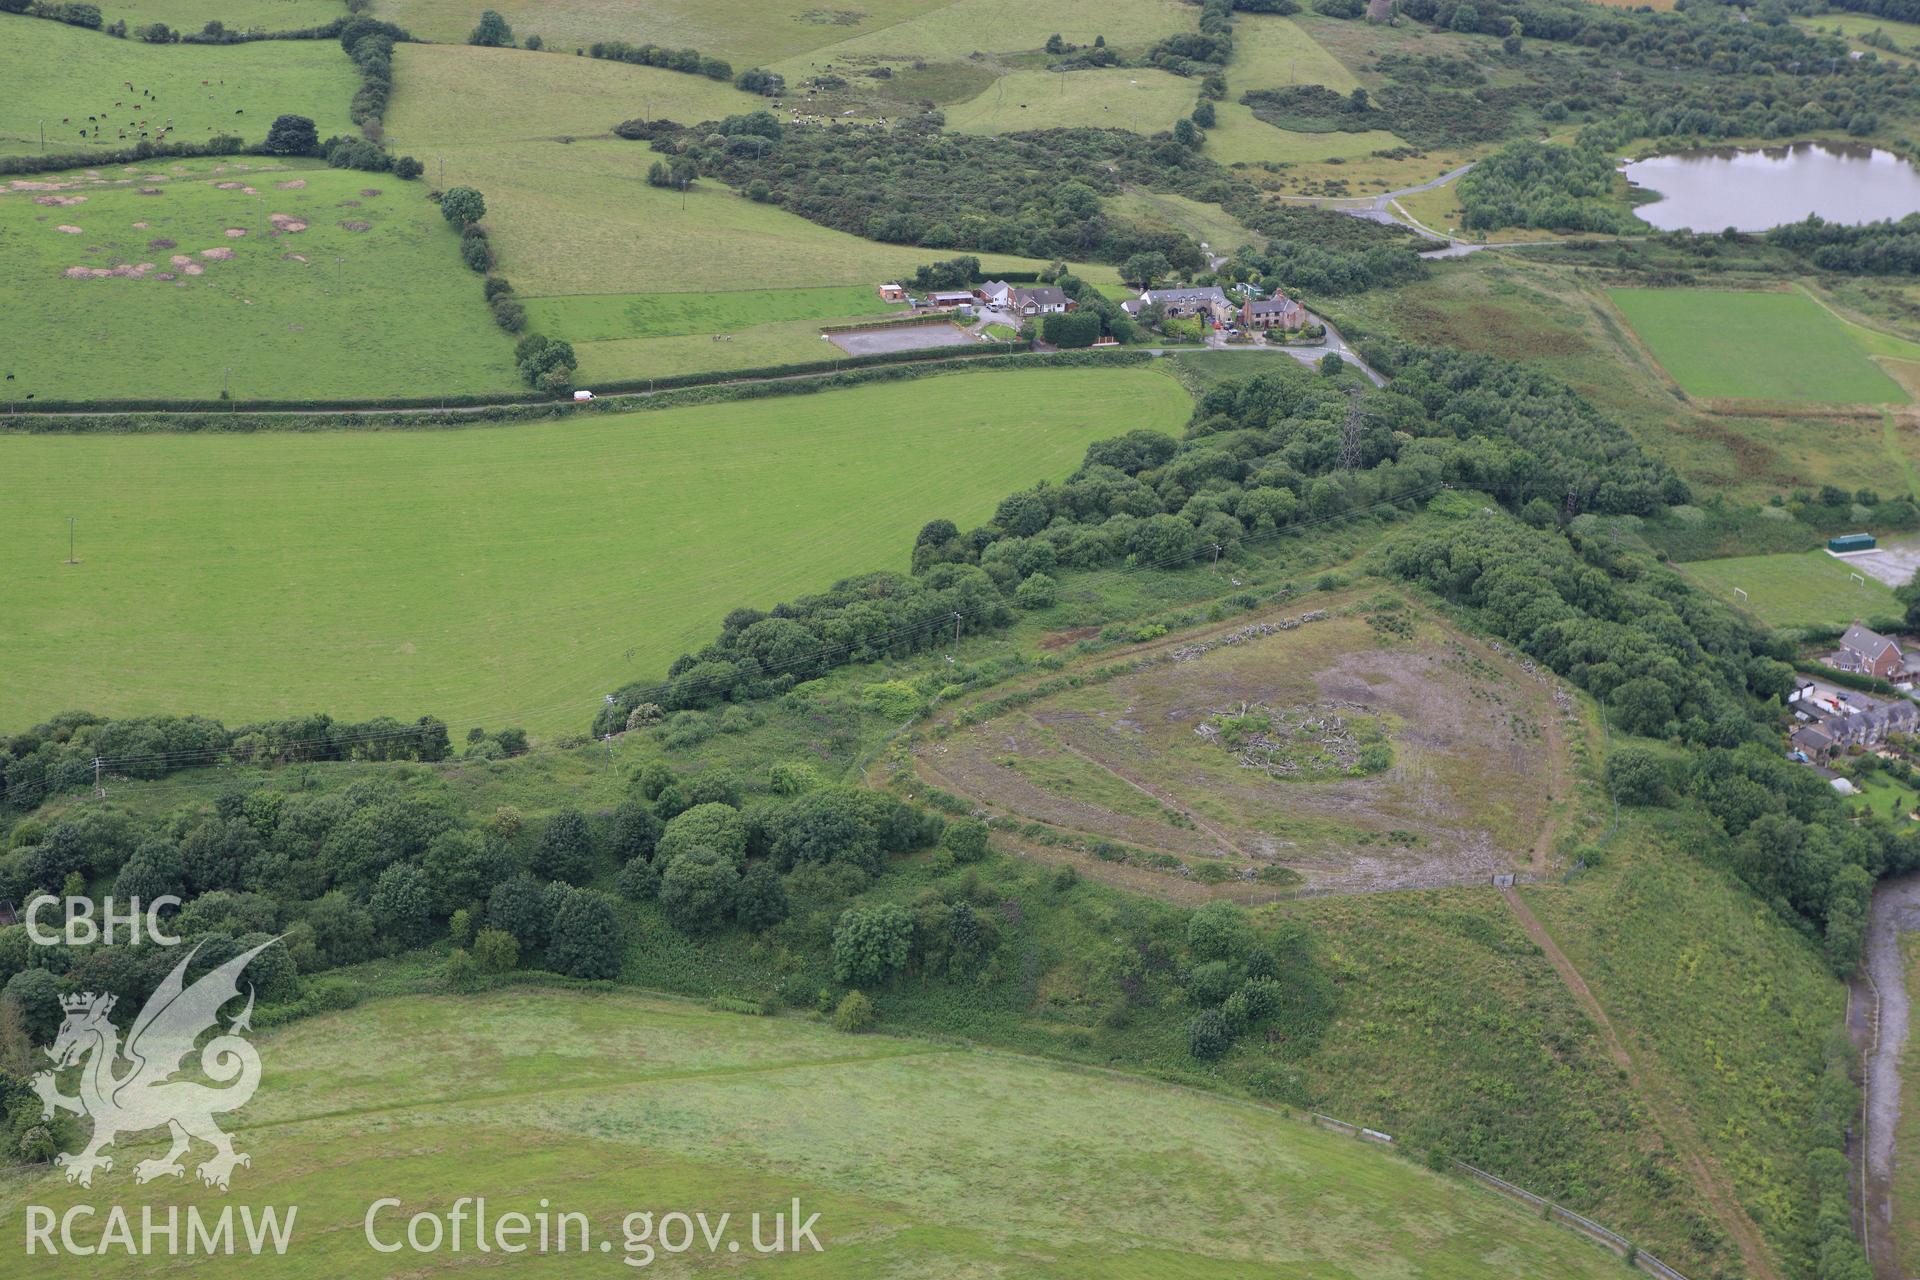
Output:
(1502, 886), (1781, 1280)
(1852, 872), (1920, 1278)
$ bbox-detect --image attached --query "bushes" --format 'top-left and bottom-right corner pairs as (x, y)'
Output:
(1041, 311), (1101, 349)
(832, 905), (912, 984)
(264, 114), (319, 157)
(468, 9), (512, 46)
(588, 39), (732, 81)
(513, 334), (576, 392)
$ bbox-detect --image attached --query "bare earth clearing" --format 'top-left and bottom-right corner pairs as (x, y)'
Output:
(915, 595), (1573, 896)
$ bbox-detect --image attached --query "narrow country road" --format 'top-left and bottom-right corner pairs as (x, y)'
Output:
(1853, 872), (1920, 1278)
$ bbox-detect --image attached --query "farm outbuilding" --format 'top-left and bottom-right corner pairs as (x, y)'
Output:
(1830, 532), (1877, 553)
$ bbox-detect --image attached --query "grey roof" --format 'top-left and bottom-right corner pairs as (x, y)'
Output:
(1247, 296), (1299, 315)
(1143, 286), (1230, 306)
(1841, 623), (1901, 663)
(1012, 285), (1067, 306)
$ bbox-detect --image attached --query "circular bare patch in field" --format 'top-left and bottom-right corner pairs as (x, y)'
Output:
(214, 181), (245, 190)
(269, 213), (307, 232)
(276, 178), (307, 189)
(200, 247), (233, 260)
(359, 188), (382, 197)
(149, 238), (176, 250)
(62, 266), (101, 279)
(170, 254), (191, 266)
(182, 262), (204, 275)
(155, 271), (175, 280)
(131, 220), (148, 229)
(339, 219), (370, 231)
(55, 225), (82, 234)
(224, 227), (246, 238)
(34, 195), (86, 206)
(11, 180), (60, 191)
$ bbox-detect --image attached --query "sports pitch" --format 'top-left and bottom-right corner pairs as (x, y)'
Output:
(1609, 287), (1912, 404)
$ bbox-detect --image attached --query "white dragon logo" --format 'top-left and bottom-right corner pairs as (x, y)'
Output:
(31, 937), (276, 1191)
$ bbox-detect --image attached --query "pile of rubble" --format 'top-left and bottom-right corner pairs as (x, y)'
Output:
(1170, 610), (1329, 663)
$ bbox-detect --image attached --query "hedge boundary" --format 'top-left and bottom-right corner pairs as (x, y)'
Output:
(818, 310), (970, 334)
(1, 348), (1160, 433)
(6, 340), (1037, 417)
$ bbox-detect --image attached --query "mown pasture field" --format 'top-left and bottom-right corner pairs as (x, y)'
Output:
(1204, 13), (1406, 170)
(0, 15), (356, 156)
(0, 987), (1647, 1279)
(765, 0), (1198, 79)
(1104, 189), (1261, 257)
(523, 285), (905, 343)
(0, 367), (1190, 736)
(1680, 549), (1899, 628)
(1609, 287), (1911, 405)
(90, 0), (344, 31)
(943, 67), (1196, 136)
(382, 48), (1089, 301)
(0, 158), (517, 401)
(369, 0), (948, 66)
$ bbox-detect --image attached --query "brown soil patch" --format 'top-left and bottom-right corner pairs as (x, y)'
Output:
(54, 225), (82, 234)
(276, 179), (307, 190)
(148, 238), (176, 250)
(281, 252), (308, 262)
(136, 188), (163, 196)
(200, 247), (233, 260)
(214, 181), (246, 190)
(1039, 626), (1100, 651)
(268, 213), (307, 233)
(131, 221), (148, 229)
(182, 262), (204, 276)
(338, 219), (371, 231)
(154, 272), (175, 281)
(359, 188), (382, 198)
(34, 195), (86, 207)
(169, 254), (191, 266)
(224, 227), (247, 238)
(915, 601), (1569, 897)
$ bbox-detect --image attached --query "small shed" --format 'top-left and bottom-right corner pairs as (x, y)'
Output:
(1830, 532), (1877, 553)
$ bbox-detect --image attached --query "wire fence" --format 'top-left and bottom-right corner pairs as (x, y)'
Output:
(1451, 1159), (1689, 1280)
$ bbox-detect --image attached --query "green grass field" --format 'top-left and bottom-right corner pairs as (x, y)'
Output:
(525, 285), (904, 343)
(1680, 549), (1899, 627)
(0, 987), (1637, 1278)
(1526, 815), (1849, 1273)
(944, 67), (1196, 135)
(385, 43), (761, 147)
(382, 51), (1078, 299)
(0, 367), (1189, 736)
(767, 0), (1197, 80)
(1204, 13), (1405, 168)
(1106, 189), (1261, 256)
(0, 15), (356, 155)
(567, 321), (870, 382)
(0, 158), (517, 401)
(95, 0), (343, 31)
(370, 0), (949, 66)
(1609, 288), (1912, 404)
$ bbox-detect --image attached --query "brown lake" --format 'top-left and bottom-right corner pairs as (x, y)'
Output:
(1621, 142), (1920, 232)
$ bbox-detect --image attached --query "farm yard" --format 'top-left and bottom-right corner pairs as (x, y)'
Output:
(0, 157), (517, 401)
(827, 320), (972, 355)
(1680, 549), (1902, 628)
(0, 15), (357, 156)
(0, 988), (1638, 1280)
(1608, 287), (1914, 405)
(916, 594), (1571, 895)
(0, 366), (1189, 735)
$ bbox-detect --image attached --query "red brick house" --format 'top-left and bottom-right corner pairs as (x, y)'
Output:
(1833, 622), (1905, 681)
